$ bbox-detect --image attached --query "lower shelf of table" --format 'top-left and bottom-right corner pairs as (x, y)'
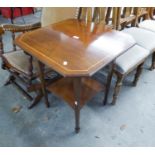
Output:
(47, 77), (104, 109)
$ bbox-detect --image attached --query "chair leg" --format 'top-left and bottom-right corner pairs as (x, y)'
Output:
(133, 62), (144, 86)
(150, 52), (155, 70)
(4, 75), (33, 101)
(112, 73), (124, 105)
(4, 75), (15, 86)
(28, 90), (43, 109)
(12, 80), (33, 101)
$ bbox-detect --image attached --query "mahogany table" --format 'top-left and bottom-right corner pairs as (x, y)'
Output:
(15, 19), (136, 133)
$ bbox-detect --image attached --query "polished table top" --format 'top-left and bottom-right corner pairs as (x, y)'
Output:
(15, 18), (137, 132)
(15, 19), (136, 77)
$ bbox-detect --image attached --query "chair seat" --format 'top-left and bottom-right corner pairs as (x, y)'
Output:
(139, 20), (155, 33)
(122, 27), (155, 53)
(3, 50), (39, 75)
(115, 45), (150, 74)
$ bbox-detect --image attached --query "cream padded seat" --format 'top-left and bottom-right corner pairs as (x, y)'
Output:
(122, 27), (155, 53)
(115, 45), (150, 74)
(139, 20), (155, 33)
(41, 7), (78, 27)
(3, 50), (39, 75)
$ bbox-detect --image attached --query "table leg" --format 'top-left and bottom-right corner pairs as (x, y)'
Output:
(73, 77), (82, 133)
(38, 61), (50, 108)
(103, 63), (115, 105)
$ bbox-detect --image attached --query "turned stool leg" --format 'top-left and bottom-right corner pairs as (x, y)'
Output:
(133, 62), (144, 86)
(112, 73), (124, 105)
(103, 63), (115, 105)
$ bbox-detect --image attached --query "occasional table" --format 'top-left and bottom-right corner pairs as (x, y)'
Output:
(15, 19), (136, 133)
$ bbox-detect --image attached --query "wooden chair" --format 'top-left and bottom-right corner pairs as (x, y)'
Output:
(136, 7), (155, 32)
(105, 7), (150, 105)
(0, 22), (59, 109)
(149, 7), (155, 20)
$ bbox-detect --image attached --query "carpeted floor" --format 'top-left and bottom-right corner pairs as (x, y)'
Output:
(0, 11), (155, 147)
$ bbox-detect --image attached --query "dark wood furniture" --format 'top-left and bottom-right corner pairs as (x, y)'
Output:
(15, 18), (135, 133)
(0, 22), (59, 109)
(149, 8), (155, 20)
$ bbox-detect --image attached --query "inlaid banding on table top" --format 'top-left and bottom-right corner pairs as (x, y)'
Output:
(15, 19), (136, 77)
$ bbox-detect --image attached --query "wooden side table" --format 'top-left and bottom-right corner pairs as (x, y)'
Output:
(15, 19), (136, 133)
